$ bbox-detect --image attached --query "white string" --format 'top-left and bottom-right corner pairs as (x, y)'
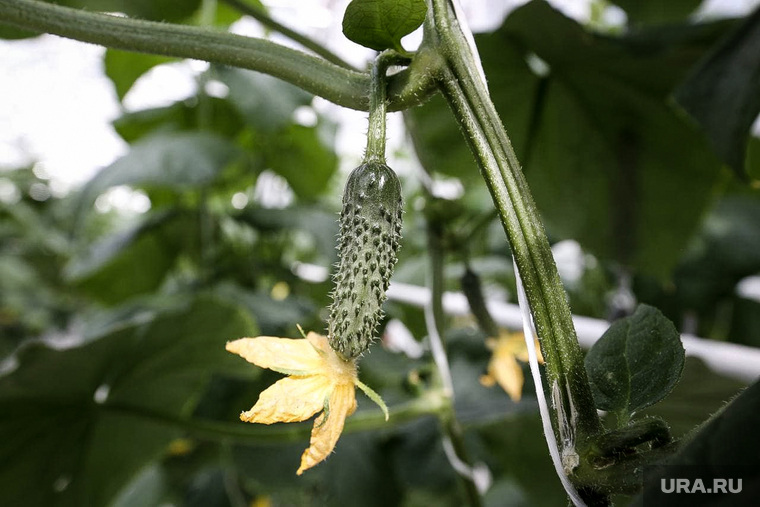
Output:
(424, 300), (455, 398)
(514, 260), (587, 507)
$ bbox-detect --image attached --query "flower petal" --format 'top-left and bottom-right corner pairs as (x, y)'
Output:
(492, 353), (524, 402)
(296, 383), (356, 474)
(226, 336), (322, 374)
(241, 375), (332, 424)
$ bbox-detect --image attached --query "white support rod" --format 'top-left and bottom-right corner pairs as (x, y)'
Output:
(386, 281), (760, 383)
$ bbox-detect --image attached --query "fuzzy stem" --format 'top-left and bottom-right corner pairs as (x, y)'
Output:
(364, 51), (412, 162)
(0, 0), (435, 112)
(424, 0), (604, 502)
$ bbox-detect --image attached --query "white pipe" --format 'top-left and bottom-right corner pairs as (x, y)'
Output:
(386, 281), (760, 382)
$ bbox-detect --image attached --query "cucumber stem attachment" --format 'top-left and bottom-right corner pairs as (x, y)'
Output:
(364, 50), (412, 163)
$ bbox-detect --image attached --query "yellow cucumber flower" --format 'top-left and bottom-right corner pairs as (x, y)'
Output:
(480, 330), (544, 402)
(226, 331), (387, 475)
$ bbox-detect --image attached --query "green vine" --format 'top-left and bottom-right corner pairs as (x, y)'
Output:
(0, 0), (437, 111)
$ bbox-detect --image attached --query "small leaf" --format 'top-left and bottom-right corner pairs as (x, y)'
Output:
(585, 304), (685, 420)
(342, 0), (427, 52)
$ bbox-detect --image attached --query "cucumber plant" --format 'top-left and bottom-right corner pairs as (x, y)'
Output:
(2, 0), (758, 506)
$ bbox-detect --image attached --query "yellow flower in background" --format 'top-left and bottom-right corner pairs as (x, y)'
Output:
(480, 330), (544, 402)
(226, 331), (387, 475)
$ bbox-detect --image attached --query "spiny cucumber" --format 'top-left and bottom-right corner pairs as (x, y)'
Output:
(328, 160), (403, 360)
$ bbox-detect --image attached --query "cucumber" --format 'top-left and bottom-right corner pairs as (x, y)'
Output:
(328, 160), (403, 359)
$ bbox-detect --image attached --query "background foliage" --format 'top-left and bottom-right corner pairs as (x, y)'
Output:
(1, 0), (759, 505)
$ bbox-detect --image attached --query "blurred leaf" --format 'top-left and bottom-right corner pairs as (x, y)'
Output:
(237, 205), (339, 260)
(78, 132), (241, 215)
(214, 67), (312, 131)
(674, 194), (760, 311)
(409, 1), (730, 275)
(209, 1), (246, 27)
(342, 0), (427, 51)
(585, 304), (685, 419)
(212, 283), (315, 335)
(676, 8), (760, 178)
(64, 212), (193, 305)
(610, 0), (703, 25)
(114, 97), (245, 143)
(748, 136), (760, 181)
(321, 432), (403, 507)
(44, 0), (202, 22)
(110, 463), (167, 507)
(639, 357), (748, 438)
(0, 25), (38, 39)
(256, 123), (339, 199)
(0, 297), (257, 507)
(105, 50), (174, 101)
(633, 379), (760, 505)
(728, 297), (760, 348)
(478, 414), (569, 506)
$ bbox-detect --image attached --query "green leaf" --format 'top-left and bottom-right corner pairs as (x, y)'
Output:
(105, 49), (174, 101)
(110, 463), (167, 507)
(585, 304), (685, 420)
(609, 0), (703, 25)
(255, 123), (338, 199)
(113, 98), (245, 143)
(408, 1), (731, 276)
(674, 194), (760, 311)
(64, 212), (194, 305)
(214, 67), (313, 131)
(749, 136), (760, 181)
(342, 0), (427, 52)
(0, 25), (38, 39)
(49, 0), (202, 22)
(212, 283), (316, 336)
(639, 357), (748, 438)
(676, 8), (760, 178)
(632, 379), (760, 505)
(237, 204), (339, 260)
(0, 297), (257, 507)
(77, 132), (241, 216)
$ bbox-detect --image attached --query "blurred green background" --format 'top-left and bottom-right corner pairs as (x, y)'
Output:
(1, 0), (759, 505)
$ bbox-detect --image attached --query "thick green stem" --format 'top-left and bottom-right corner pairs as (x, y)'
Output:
(364, 51), (410, 163)
(364, 51), (395, 164)
(0, 0), (435, 111)
(426, 0), (603, 486)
